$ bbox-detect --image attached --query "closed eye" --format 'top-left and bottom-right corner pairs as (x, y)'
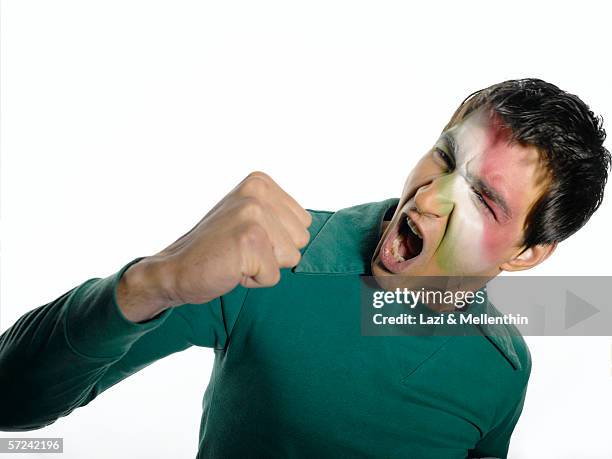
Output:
(471, 186), (496, 218)
(434, 147), (455, 171)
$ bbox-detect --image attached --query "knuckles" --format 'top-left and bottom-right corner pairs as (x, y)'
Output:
(237, 221), (268, 248)
(246, 170), (272, 181)
(296, 229), (310, 249)
(237, 196), (265, 220)
(239, 172), (271, 197)
(303, 211), (313, 228)
(231, 172), (310, 268)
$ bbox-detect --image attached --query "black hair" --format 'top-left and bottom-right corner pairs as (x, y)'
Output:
(445, 78), (611, 248)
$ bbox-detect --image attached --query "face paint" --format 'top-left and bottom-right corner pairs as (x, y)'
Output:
(372, 107), (548, 280)
(431, 114), (492, 274)
(477, 114), (548, 262)
(433, 110), (543, 273)
(433, 169), (487, 273)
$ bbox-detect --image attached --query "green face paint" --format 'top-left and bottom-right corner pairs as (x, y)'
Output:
(372, 108), (547, 280)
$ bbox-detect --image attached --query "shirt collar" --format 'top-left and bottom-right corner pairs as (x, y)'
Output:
(294, 198), (400, 275)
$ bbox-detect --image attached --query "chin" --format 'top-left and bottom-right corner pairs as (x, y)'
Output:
(371, 252), (492, 294)
(371, 257), (435, 292)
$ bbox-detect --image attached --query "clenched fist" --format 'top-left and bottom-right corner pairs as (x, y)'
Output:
(116, 172), (312, 322)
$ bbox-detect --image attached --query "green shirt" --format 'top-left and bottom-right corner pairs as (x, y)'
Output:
(0, 198), (531, 458)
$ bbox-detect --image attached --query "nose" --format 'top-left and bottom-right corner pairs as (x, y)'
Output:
(413, 175), (455, 218)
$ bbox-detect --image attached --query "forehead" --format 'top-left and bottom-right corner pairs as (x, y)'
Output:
(449, 109), (550, 217)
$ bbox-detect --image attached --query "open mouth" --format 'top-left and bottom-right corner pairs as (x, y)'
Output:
(380, 212), (425, 273)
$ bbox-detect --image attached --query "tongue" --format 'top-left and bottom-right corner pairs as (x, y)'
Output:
(397, 224), (423, 259)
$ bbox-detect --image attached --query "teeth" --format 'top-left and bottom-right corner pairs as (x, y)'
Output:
(392, 235), (406, 262)
(406, 216), (422, 239)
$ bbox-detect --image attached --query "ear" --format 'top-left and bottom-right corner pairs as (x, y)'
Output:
(500, 242), (557, 272)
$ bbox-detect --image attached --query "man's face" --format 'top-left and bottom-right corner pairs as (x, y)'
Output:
(371, 108), (550, 281)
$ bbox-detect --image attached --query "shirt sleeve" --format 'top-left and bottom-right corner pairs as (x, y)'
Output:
(468, 382), (529, 458)
(0, 257), (247, 431)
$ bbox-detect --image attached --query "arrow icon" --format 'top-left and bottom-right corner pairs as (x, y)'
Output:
(565, 290), (599, 329)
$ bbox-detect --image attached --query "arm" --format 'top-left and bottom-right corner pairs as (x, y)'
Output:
(0, 171), (309, 431)
(0, 257), (236, 431)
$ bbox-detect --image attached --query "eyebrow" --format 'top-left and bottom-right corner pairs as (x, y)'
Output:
(465, 169), (512, 219)
(440, 131), (459, 162)
(440, 131), (512, 220)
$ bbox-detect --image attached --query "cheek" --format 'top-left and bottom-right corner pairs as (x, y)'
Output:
(481, 218), (517, 263)
(435, 179), (519, 273)
(434, 180), (489, 271)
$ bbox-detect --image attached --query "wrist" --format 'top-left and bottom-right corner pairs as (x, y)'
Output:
(116, 257), (175, 323)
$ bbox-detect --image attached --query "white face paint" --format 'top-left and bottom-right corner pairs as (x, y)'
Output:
(432, 112), (493, 274)
(372, 107), (547, 280)
(431, 108), (548, 277)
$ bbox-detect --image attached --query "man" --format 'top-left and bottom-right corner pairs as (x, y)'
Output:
(0, 79), (609, 458)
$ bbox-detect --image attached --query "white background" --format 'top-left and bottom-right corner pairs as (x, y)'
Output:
(2, 1), (612, 458)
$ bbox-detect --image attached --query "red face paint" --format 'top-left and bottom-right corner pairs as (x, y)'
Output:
(478, 112), (543, 264)
(372, 108), (548, 280)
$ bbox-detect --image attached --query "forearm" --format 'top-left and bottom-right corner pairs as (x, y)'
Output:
(0, 258), (171, 431)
